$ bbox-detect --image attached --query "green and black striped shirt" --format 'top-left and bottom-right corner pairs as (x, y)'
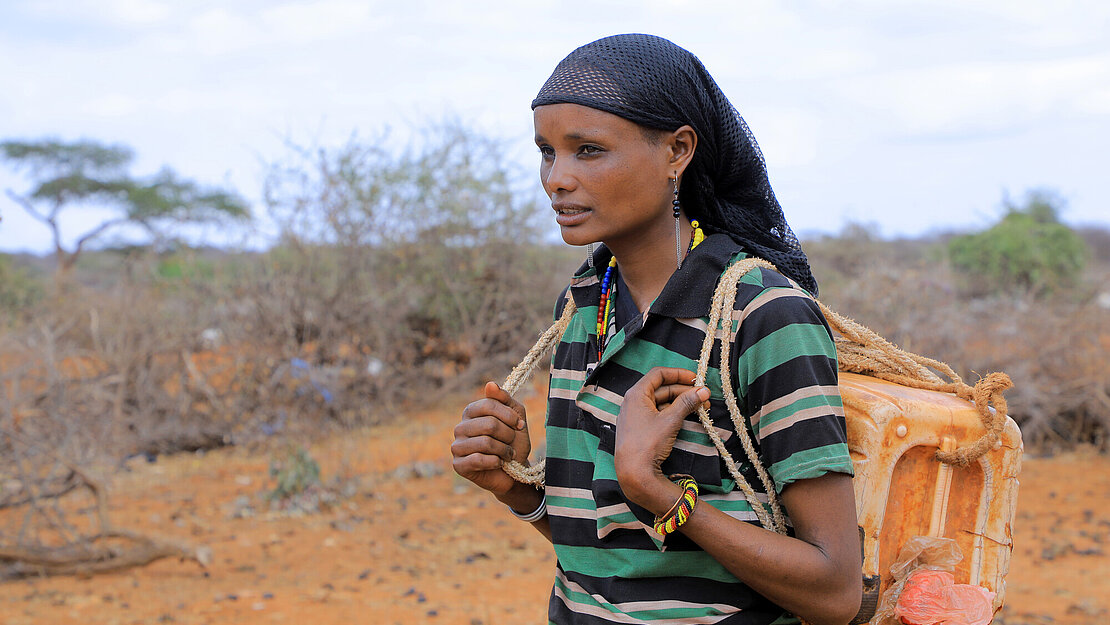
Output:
(544, 233), (853, 624)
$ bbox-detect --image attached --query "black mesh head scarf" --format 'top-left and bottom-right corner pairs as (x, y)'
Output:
(532, 33), (818, 295)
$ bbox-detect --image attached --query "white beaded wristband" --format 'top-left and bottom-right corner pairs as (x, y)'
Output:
(508, 495), (547, 523)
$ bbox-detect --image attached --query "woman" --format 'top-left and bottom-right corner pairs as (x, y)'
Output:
(451, 34), (862, 625)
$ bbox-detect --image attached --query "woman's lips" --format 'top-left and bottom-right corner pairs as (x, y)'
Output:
(553, 203), (591, 226)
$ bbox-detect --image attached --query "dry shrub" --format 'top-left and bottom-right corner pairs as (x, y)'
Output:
(2, 271), (235, 459)
(1077, 225), (1110, 265)
(243, 122), (576, 429)
(0, 121), (578, 461)
(0, 245), (574, 462)
(212, 238), (574, 438)
(0, 282), (213, 579)
(0, 429), (210, 581)
(810, 227), (1110, 453)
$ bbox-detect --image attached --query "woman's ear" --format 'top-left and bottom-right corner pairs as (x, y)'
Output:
(668, 125), (697, 178)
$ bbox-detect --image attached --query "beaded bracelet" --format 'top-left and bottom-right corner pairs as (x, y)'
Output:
(653, 475), (699, 536)
(508, 495), (547, 523)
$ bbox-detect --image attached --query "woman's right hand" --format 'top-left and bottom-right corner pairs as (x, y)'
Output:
(451, 381), (532, 496)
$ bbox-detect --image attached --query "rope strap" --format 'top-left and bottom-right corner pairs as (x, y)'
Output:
(499, 259), (1014, 528)
(499, 299), (576, 487)
(696, 259), (787, 533)
(816, 300), (1012, 466)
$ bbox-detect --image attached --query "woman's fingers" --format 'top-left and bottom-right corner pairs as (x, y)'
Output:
(451, 383), (533, 496)
(452, 451), (506, 475)
(653, 382), (695, 406)
(453, 383), (531, 468)
(450, 434), (516, 463)
(630, 367), (709, 411)
(654, 384), (713, 413)
(454, 412), (519, 446)
(636, 367), (697, 394)
(461, 395), (524, 433)
(659, 386), (711, 422)
(614, 369), (707, 502)
(482, 381), (527, 430)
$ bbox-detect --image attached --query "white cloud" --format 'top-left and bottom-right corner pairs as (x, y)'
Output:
(744, 107), (821, 168)
(1082, 86), (1110, 116)
(88, 93), (142, 117)
(185, 8), (264, 55)
(21, 0), (169, 25)
(103, 0), (170, 24)
(153, 88), (220, 115)
(261, 1), (376, 43)
(836, 53), (1110, 135)
(152, 2), (388, 57)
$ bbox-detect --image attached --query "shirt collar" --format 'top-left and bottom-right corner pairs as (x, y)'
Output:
(568, 233), (747, 319)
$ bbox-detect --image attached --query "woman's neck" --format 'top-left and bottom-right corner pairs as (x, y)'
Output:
(606, 218), (694, 313)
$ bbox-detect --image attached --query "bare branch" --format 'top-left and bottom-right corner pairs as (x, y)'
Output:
(0, 532), (211, 580)
(0, 427), (211, 581)
(4, 188), (50, 224)
(71, 216), (130, 256)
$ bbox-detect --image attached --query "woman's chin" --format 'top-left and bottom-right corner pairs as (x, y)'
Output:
(559, 228), (599, 248)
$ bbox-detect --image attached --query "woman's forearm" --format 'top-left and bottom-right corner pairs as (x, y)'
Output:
(682, 501), (860, 624)
(629, 474), (861, 625)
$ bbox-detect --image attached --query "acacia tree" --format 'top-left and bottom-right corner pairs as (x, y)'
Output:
(1, 138), (251, 278)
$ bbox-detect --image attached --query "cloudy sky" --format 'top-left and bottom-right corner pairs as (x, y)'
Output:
(1, 0), (1107, 254)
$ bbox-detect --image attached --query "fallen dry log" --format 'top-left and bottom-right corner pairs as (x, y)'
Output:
(0, 529), (212, 580)
(0, 429), (211, 581)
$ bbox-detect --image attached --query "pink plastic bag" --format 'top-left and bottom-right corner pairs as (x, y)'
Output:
(895, 569), (995, 625)
(871, 536), (997, 625)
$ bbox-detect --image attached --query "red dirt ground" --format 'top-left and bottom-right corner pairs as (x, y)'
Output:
(0, 384), (1107, 625)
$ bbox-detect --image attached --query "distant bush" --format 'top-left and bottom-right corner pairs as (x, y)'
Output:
(948, 190), (1088, 296)
(156, 251), (216, 282)
(0, 254), (42, 319)
(1077, 226), (1110, 265)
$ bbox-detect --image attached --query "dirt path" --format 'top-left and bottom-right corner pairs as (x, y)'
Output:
(0, 387), (1107, 625)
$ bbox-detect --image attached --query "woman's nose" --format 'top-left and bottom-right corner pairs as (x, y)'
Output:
(543, 155), (577, 195)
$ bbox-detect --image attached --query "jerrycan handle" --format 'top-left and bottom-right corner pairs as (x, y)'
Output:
(927, 437), (957, 537)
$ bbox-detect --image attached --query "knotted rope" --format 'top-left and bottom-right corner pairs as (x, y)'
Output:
(499, 259), (1013, 530)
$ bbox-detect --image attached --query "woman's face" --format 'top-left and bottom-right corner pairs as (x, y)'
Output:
(533, 103), (680, 249)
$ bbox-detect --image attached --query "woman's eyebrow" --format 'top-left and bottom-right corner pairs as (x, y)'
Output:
(534, 131), (602, 144)
(564, 132), (596, 141)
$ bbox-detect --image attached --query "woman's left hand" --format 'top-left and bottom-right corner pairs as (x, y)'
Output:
(613, 367), (710, 513)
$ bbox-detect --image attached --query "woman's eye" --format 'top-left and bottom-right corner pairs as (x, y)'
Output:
(538, 145), (555, 159)
(579, 145), (602, 156)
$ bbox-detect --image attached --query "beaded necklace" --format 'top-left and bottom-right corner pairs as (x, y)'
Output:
(596, 220), (704, 361)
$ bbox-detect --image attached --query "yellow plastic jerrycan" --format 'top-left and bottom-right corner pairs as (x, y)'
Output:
(840, 372), (1023, 623)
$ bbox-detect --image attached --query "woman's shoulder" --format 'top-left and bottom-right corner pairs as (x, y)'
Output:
(725, 251), (821, 318)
